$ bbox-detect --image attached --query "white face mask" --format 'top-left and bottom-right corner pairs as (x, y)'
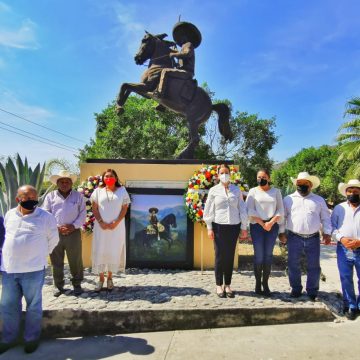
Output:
(219, 173), (230, 184)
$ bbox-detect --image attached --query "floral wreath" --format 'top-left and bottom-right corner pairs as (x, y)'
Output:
(185, 165), (248, 224)
(77, 175), (123, 233)
(77, 175), (102, 233)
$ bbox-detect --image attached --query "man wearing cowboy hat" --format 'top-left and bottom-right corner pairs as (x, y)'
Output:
(331, 179), (360, 320)
(279, 172), (331, 300)
(43, 170), (86, 296)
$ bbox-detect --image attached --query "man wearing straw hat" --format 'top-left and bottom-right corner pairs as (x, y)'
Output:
(331, 179), (360, 320)
(279, 172), (331, 300)
(43, 170), (86, 296)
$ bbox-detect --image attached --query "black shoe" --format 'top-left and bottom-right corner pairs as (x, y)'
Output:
(345, 309), (357, 320)
(24, 340), (39, 354)
(342, 306), (349, 315)
(53, 287), (65, 297)
(308, 294), (317, 301)
(216, 290), (226, 298)
(0, 341), (16, 354)
(225, 291), (235, 298)
(73, 286), (83, 296)
(262, 287), (271, 297)
(290, 291), (302, 298)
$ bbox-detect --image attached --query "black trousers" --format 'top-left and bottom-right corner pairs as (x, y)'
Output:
(213, 222), (241, 286)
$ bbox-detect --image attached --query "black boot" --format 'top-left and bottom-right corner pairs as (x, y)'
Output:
(254, 264), (263, 295)
(262, 264), (272, 297)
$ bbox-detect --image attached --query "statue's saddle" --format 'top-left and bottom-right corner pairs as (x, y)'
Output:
(158, 71), (198, 103)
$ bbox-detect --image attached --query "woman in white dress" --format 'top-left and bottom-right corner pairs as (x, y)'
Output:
(90, 169), (130, 291)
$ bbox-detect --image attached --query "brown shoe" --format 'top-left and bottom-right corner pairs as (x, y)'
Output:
(107, 278), (114, 291)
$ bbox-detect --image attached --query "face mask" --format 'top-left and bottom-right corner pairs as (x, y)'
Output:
(297, 185), (309, 196)
(347, 194), (360, 204)
(257, 178), (268, 186)
(104, 178), (116, 186)
(19, 200), (38, 211)
(219, 173), (230, 184)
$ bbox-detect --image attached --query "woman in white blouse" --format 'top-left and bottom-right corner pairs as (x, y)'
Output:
(246, 169), (284, 296)
(203, 164), (248, 298)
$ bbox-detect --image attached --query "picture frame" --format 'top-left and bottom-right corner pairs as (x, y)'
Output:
(126, 188), (194, 269)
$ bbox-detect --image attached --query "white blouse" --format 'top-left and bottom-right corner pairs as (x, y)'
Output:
(246, 187), (284, 224)
(203, 183), (248, 230)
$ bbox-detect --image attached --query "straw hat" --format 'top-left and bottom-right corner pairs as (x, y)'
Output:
(49, 170), (78, 185)
(338, 179), (360, 197)
(291, 171), (320, 189)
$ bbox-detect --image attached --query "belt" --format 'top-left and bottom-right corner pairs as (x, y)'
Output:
(288, 230), (319, 239)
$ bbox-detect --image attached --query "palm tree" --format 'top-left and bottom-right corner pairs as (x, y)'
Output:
(336, 97), (360, 177)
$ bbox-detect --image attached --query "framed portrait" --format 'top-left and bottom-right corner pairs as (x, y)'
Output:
(126, 188), (194, 269)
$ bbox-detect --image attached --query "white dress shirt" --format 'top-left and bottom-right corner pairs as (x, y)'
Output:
(203, 183), (248, 230)
(331, 201), (360, 242)
(280, 191), (331, 235)
(246, 187), (284, 224)
(1, 207), (59, 273)
(42, 190), (86, 229)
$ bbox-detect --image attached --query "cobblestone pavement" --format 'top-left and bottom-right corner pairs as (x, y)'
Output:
(29, 266), (342, 316)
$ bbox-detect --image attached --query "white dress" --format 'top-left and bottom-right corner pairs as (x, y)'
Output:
(90, 186), (130, 274)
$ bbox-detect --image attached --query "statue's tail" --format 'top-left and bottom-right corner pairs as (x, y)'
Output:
(212, 103), (233, 141)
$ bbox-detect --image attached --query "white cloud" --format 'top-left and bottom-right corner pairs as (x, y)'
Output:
(0, 18), (39, 49)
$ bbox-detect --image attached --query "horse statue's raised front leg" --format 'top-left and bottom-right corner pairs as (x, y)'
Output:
(116, 82), (153, 115)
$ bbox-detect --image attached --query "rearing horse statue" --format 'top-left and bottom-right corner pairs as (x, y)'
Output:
(116, 31), (233, 159)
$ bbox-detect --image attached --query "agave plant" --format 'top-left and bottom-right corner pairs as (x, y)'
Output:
(0, 154), (54, 216)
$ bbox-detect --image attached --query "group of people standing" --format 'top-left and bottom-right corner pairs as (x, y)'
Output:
(204, 164), (360, 322)
(0, 165), (359, 354)
(0, 168), (130, 354)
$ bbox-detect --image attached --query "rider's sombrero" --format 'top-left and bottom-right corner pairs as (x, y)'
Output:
(172, 22), (202, 48)
(149, 207), (159, 213)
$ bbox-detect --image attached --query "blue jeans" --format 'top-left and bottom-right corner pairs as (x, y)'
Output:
(250, 223), (279, 265)
(1, 269), (45, 343)
(336, 242), (360, 310)
(287, 232), (320, 296)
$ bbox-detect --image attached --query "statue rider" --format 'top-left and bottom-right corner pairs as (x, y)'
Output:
(148, 207), (160, 240)
(154, 22), (202, 105)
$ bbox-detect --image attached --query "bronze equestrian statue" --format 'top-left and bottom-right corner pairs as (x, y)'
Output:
(116, 22), (233, 159)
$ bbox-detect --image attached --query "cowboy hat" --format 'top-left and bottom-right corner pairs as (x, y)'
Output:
(49, 170), (78, 185)
(291, 171), (320, 189)
(338, 179), (360, 197)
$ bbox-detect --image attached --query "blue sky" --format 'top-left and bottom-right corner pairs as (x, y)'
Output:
(0, 0), (359, 166)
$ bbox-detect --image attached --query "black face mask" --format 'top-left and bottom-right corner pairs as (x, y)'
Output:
(347, 194), (360, 205)
(19, 200), (39, 211)
(257, 178), (268, 186)
(297, 185), (309, 196)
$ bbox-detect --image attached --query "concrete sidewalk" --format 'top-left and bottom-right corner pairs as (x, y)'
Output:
(2, 319), (360, 360)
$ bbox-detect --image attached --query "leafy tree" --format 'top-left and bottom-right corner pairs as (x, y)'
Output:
(271, 145), (352, 204)
(205, 111), (277, 186)
(79, 92), (278, 187)
(336, 97), (360, 177)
